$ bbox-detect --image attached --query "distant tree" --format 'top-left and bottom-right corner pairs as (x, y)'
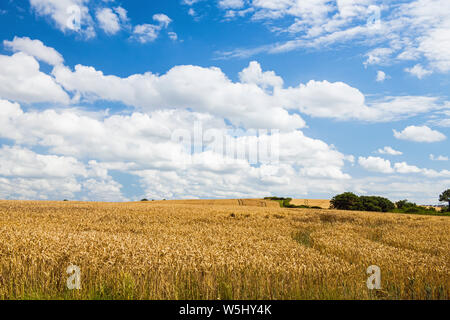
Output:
(360, 196), (394, 212)
(395, 200), (416, 210)
(395, 200), (408, 209)
(360, 196), (382, 212)
(282, 198), (293, 207)
(331, 193), (394, 212)
(373, 196), (395, 212)
(141, 198), (149, 202)
(404, 206), (422, 213)
(331, 192), (363, 211)
(331, 192), (449, 215)
(439, 189), (450, 211)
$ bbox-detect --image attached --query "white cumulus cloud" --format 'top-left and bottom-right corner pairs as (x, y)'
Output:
(133, 14), (172, 43)
(219, 0), (245, 9)
(96, 7), (121, 35)
(430, 154), (448, 161)
(376, 70), (387, 82)
(393, 125), (446, 143)
(376, 146), (402, 156)
(405, 64), (433, 79)
(0, 52), (70, 104)
(358, 156), (394, 174)
(0, 98), (353, 200)
(3, 36), (64, 66)
(29, 0), (95, 38)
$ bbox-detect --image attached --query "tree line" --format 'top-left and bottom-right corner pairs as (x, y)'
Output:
(330, 189), (450, 215)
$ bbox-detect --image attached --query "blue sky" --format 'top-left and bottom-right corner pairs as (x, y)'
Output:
(0, 0), (449, 204)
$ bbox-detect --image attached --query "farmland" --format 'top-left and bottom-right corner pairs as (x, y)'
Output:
(0, 200), (448, 300)
(289, 199), (331, 209)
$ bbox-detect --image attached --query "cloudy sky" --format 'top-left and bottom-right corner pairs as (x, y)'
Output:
(0, 0), (449, 204)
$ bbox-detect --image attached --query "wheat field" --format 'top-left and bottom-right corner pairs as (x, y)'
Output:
(289, 199), (331, 209)
(148, 199), (281, 207)
(0, 200), (448, 300)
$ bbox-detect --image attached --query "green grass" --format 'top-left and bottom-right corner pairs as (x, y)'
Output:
(264, 197), (319, 209)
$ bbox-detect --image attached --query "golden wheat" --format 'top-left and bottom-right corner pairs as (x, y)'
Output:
(147, 199), (280, 207)
(289, 199), (331, 209)
(0, 200), (448, 300)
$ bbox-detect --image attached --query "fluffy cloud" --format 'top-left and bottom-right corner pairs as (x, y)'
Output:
(114, 6), (128, 23)
(348, 176), (450, 204)
(217, 0), (385, 57)
(168, 32), (178, 41)
(81, 178), (126, 202)
(48, 59), (450, 125)
(279, 82), (446, 122)
(416, 20), (450, 73)
(358, 156), (394, 174)
(364, 48), (394, 67)
(0, 145), (86, 178)
(376, 146), (402, 156)
(51, 62), (305, 129)
(394, 162), (450, 178)
(0, 100), (347, 174)
(182, 0), (203, 5)
(152, 14), (172, 28)
(2, 37), (445, 127)
(0, 99), (203, 164)
(3, 36), (64, 66)
(430, 154), (448, 161)
(0, 176), (81, 200)
(0, 144), (126, 201)
(280, 80), (368, 120)
(427, 110), (450, 127)
(219, 0), (245, 9)
(133, 24), (160, 43)
(216, 0), (450, 77)
(29, 0), (95, 38)
(238, 60), (284, 91)
(28, 1), (169, 44)
(405, 64), (432, 79)
(358, 156), (450, 178)
(367, 0), (450, 74)
(0, 35), (448, 202)
(394, 162), (422, 174)
(252, 0), (334, 22)
(133, 14), (172, 43)
(96, 8), (121, 35)
(0, 99), (352, 200)
(0, 52), (70, 104)
(134, 132), (351, 199)
(393, 125), (446, 143)
(376, 70), (387, 82)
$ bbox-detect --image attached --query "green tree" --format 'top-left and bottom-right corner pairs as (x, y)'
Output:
(374, 196), (395, 212)
(360, 196), (382, 212)
(331, 193), (395, 212)
(395, 200), (409, 209)
(360, 196), (395, 212)
(331, 192), (363, 211)
(439, 189), (450, 211)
